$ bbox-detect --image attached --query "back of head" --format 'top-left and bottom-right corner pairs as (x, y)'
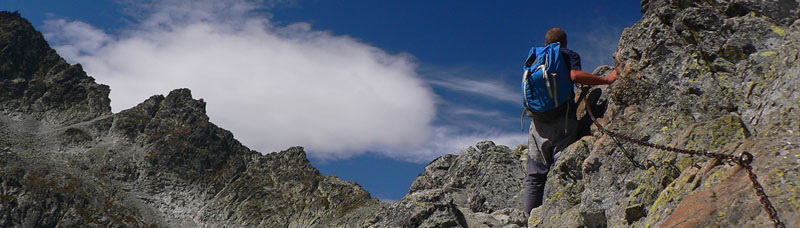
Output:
(545, 28), (568, 47)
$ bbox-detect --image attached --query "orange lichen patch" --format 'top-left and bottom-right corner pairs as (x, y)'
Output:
(662, 166), (762, 227)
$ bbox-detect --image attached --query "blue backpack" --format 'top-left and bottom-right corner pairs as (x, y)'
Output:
(522, 42), (574, 113)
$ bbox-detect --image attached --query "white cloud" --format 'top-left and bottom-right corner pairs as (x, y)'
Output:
(449, 107), (507, 118)
(429, 78), (518, 104)
(43, 20), (112, 60)
(44, 0), (437, 159)
(43, 0), (531, 163)
(421, 65), (520, 105)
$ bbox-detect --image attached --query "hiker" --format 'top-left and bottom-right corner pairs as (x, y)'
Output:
(522, 28), (618, 215)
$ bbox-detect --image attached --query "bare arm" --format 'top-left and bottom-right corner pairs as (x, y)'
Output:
(570, 69), (617, 85)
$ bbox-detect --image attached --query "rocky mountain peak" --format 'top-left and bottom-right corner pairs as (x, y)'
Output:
(113, 88), (208, 142)
(0, 12), (377, 227)
(2, 0), (799, 226)
(0, 11), (111, 125)
(0, 11), (58, 80)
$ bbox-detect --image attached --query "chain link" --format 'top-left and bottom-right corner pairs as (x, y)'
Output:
(581, 91), (785, 228)
(742, 162), (785, 228)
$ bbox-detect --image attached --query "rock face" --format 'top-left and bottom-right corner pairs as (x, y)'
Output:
(530, 0), (800, 227)
(346, 141), (528, 228)
(0, 13), (110, 125)
(0, 11), (529, 228)
(2, 0), (800, 226)
(0, 12), (376, 228)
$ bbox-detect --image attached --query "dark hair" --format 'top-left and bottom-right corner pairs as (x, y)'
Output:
(545, 28), (567, 47)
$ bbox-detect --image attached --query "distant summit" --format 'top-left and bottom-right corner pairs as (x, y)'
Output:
(0, 11), (110, 125)
(0, 11), (527, 227)
(0, 11), (376, 227)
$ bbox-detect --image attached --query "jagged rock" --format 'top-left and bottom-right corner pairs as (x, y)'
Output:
(0, 12), (529, 228)
(0, 12), (377, 227)
(0, 12), (110, 125)
(341, 141), (527, 228)
(530, 0), (800, 227)
(575, 66), (613, 138)
(466, 208), (526, 228)
(3, 0), (800, 226)
(409, 141), (524, 214)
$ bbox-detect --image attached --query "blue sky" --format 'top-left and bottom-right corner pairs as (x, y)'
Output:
(3, 0), (642, 201)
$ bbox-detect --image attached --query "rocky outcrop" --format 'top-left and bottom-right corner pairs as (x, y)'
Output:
(409, 141), (524, 214)
(0, 11), (376, 227)
(3, 0), (800, 226)
(530, 0), (800, 227)
(0, 12), (110, 125)
(0, 11), (528, 228)
(344, 141), (528, 228)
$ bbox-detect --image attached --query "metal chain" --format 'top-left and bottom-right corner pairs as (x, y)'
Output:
(581, 90), (785, 228)
(742, 162), (786, 228)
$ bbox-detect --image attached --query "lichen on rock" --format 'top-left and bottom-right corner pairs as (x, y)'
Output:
(529, 0), (800, 227)
(2, 0), (800, 226)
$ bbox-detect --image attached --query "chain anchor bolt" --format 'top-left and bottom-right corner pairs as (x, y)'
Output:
(738, 151), (754, 165)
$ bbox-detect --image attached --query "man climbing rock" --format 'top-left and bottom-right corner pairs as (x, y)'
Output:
(522, 28), (618, 215)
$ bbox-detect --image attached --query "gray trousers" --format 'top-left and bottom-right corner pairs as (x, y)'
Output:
(524, 103), (578, 214)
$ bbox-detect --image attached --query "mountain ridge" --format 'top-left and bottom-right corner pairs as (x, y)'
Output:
(0, 11), (381, 227)
(2, 0), (800, 226)
(1, 11), (525, 227)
